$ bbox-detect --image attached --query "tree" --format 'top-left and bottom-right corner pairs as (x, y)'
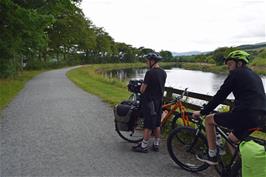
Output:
(213, 47), (241, 65)
(159, 50), (173, 61)
(0, 0), (53, 77)
(115, 42), (138, 62)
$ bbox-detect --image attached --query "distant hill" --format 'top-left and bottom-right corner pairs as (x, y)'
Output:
(237, 42), (266, 50)
(172, 51), (208, 56)
(172, 42), (266, 56)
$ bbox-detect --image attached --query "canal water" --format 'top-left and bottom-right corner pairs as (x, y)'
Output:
(106, 67), (266, 96)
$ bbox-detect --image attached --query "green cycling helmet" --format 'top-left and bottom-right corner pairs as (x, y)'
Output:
(225, 50), (250, 64)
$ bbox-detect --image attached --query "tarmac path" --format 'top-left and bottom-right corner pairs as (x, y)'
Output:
(0, 67), (218, 177)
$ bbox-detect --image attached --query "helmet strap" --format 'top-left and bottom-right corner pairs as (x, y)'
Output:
(236, 60), (245, 68)
(149, 60), (158, 69)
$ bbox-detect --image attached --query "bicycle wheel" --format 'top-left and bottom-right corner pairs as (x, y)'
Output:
(167, 127), (209, 172)
(215, 151), (235, 176)
(229, 159), (242, 177)
(115, 117), (144, 143)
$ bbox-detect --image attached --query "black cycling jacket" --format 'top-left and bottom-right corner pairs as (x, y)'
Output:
(200, 67), (266, 115)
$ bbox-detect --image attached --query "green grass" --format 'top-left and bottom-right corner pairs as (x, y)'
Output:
(67, 64), (136, 105)
(66, 63), (176, 105)
(0, 70), (43, 111)
(250, 49), (266, 74)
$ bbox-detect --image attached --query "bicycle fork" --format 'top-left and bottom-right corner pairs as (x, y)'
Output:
(186, 128), (202, 153)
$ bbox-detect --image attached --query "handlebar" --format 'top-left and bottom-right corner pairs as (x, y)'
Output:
(166, 88), (189, 104)
(171, 111), (199, 123)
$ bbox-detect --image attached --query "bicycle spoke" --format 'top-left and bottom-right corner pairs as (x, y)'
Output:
(167, 127), (209, 172)
(115, 120), (143, 143)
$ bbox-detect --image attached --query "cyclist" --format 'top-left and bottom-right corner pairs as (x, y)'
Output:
(192, 50), (266, 165)
(132, 52), (167, 153)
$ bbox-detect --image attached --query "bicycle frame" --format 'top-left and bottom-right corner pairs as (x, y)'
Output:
(161, 88), (190, 127)
(161, 99), (190, 127)
(129, 88), (191, 128)
(191, 116), (241, 176)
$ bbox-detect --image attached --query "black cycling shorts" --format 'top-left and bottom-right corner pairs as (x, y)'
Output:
(142, 100), (162, 129)
(214, 110), (263, 140)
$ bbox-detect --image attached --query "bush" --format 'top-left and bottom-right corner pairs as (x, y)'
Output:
(25, 59), (46, 70)
(0, 58), (20, 78)
(251, 49), (266, 67)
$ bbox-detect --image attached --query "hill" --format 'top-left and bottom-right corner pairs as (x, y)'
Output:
(172, 51), (210, 56)
(237, 42), (266, 50)
(172, 42), (266, 56)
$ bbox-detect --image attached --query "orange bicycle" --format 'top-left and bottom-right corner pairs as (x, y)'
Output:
(161, 88), (191, 133)
(114, 80), (192, 143)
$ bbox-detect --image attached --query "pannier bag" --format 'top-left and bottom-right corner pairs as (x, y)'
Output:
(114, 101), (140, 131)
(240, 140), (266, 177)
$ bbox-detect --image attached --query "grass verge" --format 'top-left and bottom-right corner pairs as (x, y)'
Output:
(66, 64), (134, 106)
(0, 70), (43, 111)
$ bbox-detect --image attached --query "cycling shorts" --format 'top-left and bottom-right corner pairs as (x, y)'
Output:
(214, 110), (263, 140)
(142, 100), (162, 129)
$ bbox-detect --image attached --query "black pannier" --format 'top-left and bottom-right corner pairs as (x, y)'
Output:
(114, 100), (140, 131)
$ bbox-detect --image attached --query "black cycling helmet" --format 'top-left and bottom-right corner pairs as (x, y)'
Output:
(144, 52), (163, 62)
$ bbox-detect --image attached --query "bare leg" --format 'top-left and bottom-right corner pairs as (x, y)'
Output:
(227, 132), (240, 154)
(132, 128), (151, 152)
(153, 127), (160, 139)
(205, 114), (217, 150)
(143, 128), (151, 141)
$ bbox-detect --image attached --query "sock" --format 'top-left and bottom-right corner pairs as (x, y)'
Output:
(208, 149), (217, 157)
(141, 140), (148, 148)
(154, 138), (160, 146)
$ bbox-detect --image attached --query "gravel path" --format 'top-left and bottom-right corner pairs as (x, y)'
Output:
(0, 67), (218, 177)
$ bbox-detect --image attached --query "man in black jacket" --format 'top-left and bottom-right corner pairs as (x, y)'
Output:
(193, 50), (266, 165)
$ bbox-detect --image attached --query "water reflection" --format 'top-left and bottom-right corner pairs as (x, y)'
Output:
(163, 68), (228, 96)
(106, 68), (147, 81)
(106, 67), (266, 97)
(211, 74), (227, 91)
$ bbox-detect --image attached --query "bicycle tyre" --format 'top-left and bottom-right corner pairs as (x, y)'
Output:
(115, 118), (143, 143)
(230, 159), (242, 177)
(167, 127), (209, 172)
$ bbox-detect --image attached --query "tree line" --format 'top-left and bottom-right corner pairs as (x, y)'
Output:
(0, 0), (173, 78)
(175, 46), (266, 67)
(1, 0), (265, 78)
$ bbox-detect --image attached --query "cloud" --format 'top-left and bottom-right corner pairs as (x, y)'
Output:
(81, 0), (266, 52)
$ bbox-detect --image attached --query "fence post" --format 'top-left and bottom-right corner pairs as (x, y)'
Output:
(165, 87), (173, 101)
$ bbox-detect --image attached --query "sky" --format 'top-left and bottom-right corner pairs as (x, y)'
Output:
(80, 0), (266, 53)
